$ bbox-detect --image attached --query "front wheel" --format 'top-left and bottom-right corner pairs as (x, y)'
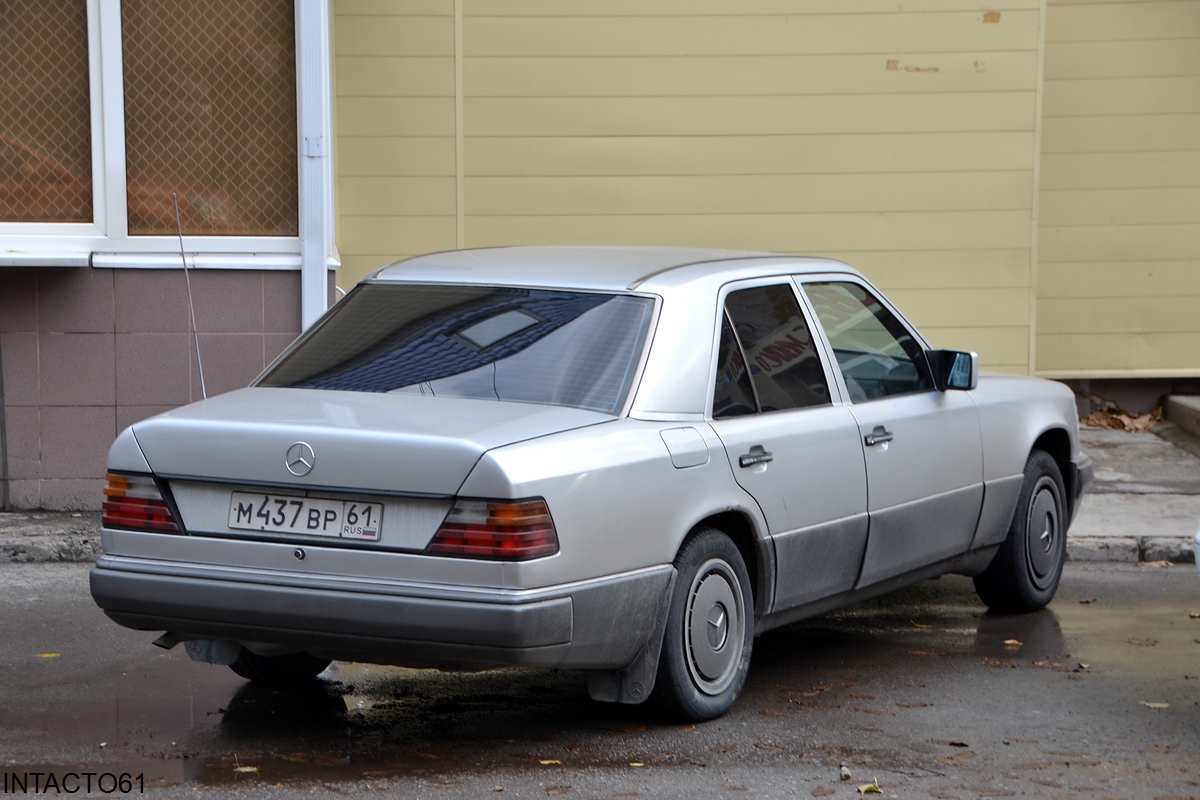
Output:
(650, 527), (754, 721)
(974, 450), (1067, 613)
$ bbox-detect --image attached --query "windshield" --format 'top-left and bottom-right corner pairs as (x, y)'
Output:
(258, 284), (656, 415)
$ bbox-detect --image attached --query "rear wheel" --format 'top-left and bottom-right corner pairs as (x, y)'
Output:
(974, 450), (1066, 613)
(650, 527), (754, 721)
(228, 649), (331, 685)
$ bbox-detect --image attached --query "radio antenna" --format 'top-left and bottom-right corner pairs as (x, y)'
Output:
(172, 192), (207, 399)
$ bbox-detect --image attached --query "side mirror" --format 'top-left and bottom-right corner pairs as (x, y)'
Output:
(927, 349), (978, 391)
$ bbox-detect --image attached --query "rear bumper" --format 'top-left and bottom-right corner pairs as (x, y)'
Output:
(90, 555), (673, 670)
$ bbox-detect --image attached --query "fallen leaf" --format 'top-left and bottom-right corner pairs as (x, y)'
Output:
(1003, 639), (1022, 648)
(493, 788), (505, 793)
(851, 694), (876, 700)
(1077, 663), (1091, 670)
(34, 653), (61, 659)
(812, 684), (832, 691)
(857, 777), (882, 794)
(611, 725), (646, 733)
(1128, 637), (1159, 647)
(932, 740), (970, 748)
(712, 745), (737, 753)
(842, 681), (860, 688)
(1140, 560), (1173, 568)
(628, 762), (644, 768)
(1189, 610), (1200, 619)
(1141, 701), (1170, 709)
(539, 759), (563, 765)
(1079, 598), (1097, 604)
(909, 650), (934, 656)
(812, 789), (835, 797)
(233, 766), (259, 774)
(546, 787), (571, 795)
(897, 702), (933, 708)
(677, 725), (699, 733)
(910, 620), (933, 629)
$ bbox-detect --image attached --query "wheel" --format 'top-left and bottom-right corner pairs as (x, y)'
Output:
(650, 527), (754, 721)
(228, 648), (331, 685)
(974, 450), (1067, 613)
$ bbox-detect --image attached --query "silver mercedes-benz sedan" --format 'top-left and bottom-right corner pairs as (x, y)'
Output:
(91, 246), (1093, 720)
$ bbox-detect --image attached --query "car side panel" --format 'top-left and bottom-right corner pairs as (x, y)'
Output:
(458, 419), (771, 592)
(967, 372), (1082, 548)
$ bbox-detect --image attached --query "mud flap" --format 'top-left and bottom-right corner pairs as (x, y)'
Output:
(586, 568), (676, 705)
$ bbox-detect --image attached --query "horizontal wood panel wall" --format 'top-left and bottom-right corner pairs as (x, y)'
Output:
(335, 0), (1044, 373)
(1036, 0), (1200, 377)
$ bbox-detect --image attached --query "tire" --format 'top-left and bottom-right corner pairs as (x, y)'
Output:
(228, 649), (331, 685)
(974, 450), (1067, 613)
(650, 527), (754, 721)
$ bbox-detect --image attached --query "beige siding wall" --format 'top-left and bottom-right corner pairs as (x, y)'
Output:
(335, 1), (1045, 374)
(1037, 0), (1200, 377)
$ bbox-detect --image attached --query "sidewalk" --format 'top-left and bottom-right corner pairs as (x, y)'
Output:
(0, 425), (1197, 564)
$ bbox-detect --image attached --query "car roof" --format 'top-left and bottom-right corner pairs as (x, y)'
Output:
(370, 246), (860, 292)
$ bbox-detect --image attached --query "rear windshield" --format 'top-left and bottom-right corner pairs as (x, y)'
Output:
(257, 284), (656, 415)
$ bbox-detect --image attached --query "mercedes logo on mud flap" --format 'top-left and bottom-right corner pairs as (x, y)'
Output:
(285, 442), (316, 477)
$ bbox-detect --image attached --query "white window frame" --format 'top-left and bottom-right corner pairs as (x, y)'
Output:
(0, 0), (335, 315)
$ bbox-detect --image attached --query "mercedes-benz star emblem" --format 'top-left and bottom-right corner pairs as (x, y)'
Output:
(285, 442), (315, 477)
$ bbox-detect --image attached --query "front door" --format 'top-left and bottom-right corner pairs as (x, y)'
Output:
(800, 280), (984, 588)
(708, 282), (868, 611)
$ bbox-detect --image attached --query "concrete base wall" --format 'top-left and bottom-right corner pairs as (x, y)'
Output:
(0, 267), (326, 511)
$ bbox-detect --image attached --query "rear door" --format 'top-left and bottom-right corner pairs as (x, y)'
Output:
(707, 281), (868, 611)
(799, 279), (983, 588)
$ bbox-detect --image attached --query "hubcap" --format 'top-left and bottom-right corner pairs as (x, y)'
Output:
(1026, 478), (1061, 585)
(684, 559), (744, 696)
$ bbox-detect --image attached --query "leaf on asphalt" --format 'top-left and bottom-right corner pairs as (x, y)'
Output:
(1189, 610), (1200, 619)
(897, 702), (933, 708)
(545, 786), (571, 795)
(910, 620), (933, 629)
(909, 650), (934, 656)
(34, 653), (61, 659)
(936, 752), (977, 765)
(493, 787), (505, 793)
(1128, 637), (1159, 647)
(851, 694), (876, 700)
(1139, 560), (1174, 568)
(1003, 639), (1022, 648)
(932, 740), (970, 748)
(538, 759), (563, 765)
(611, 725), (647, 733)
(628, 762), (644, 768)
(712, 745), (737, 753)
(1079, 597), (1098, 604)
(759, 710), (784, 717)
(857, 777), (882, 794)
(812, 684), (832, 691)
(812, 788), (835, 797)
(677, 725), (700, 733)
(1141, 701), (1170, 709)
(232, 766), (259, 773)
(841, 681), (860, 688)
(1076, 663), (1091, 671)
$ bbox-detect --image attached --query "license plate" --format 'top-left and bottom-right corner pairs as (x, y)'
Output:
(228, 492), (383, 541)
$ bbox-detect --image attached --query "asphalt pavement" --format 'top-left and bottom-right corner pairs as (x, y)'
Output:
(2, 424), (1197, 565)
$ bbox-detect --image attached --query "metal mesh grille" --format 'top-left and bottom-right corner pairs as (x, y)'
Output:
(122, 0), (298, 236)
(0, 0), (92, 223)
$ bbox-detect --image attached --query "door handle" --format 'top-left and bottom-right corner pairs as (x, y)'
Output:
(864, 426), (894, 446)
(738, 445), (773, 468)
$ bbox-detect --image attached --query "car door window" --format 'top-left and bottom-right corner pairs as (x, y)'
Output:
(713, 284), (831, 417)
(803, 281), (932, 403)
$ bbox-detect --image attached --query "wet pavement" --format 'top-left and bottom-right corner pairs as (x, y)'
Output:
(3, 562), (1199, 799)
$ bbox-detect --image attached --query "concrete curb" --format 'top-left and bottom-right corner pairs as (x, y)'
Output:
(1067, 536), (1196, 564)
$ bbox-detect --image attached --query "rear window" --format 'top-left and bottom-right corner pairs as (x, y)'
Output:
(258, 284), (656, 415)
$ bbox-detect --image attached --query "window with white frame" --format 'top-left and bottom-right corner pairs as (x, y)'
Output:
(1, 0), (320, 259)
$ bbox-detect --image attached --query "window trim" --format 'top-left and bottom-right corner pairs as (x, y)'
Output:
(0, 0), (334, 294)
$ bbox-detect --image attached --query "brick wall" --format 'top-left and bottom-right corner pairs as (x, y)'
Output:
(0, 267), (317, 510)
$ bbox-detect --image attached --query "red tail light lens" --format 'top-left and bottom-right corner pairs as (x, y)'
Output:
(427, 499), (558, 560)
(102, 473), (180, 533)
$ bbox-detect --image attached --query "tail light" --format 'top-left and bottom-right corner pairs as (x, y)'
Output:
(427, 499), (558, 560)
(102, 473), (180, 533)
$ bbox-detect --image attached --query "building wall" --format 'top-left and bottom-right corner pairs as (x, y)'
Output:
(1037, 0), (1200, 378)
(0, 268), (307, 510)
(334, 0), (1046, 374)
